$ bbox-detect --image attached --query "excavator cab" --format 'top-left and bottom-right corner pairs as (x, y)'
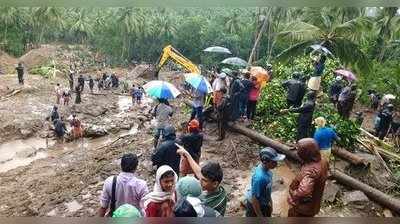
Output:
(140, 45), (201, 80)
(139, 45), (213, 107)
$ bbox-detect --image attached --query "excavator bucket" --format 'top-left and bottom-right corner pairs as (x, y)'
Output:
(137, 65), (159, 80)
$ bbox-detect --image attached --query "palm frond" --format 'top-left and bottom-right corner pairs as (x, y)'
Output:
(328, 38), (371, 74)
(333, 17), (373, 42)
(276, 40), (317, 62)
(278, 21), (322, 42)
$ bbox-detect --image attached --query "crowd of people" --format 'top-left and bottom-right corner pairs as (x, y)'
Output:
(12, 51), (398, 218)
(94, 56), (336, 217)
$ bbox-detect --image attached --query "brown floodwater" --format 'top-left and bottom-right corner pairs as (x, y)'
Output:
(0, 137), (55, 173)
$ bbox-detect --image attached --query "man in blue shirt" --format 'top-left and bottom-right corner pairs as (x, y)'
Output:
(313, 117), (340, 162)
(245, 147), (285, 217)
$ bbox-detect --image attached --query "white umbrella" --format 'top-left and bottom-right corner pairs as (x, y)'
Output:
(203, 46), (232, 54)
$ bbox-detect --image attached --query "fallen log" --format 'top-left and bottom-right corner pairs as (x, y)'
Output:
(228, 122), (299, 160)
(229, 122), (368, 167)
(332, 171), (400, 214)
(228, 122), (400, 213)
(331, 147), (370, 167)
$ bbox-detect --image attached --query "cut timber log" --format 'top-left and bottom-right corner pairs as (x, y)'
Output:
(228, 122), (400, 213)
(228, 122), (299, 160)
(230, 122), (368, 167)
(331, 147), (370, 167)
(332, 171), (400, 214)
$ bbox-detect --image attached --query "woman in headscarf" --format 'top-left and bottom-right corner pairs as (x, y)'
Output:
(288, 138), (328, 217)
(141, 165), (178, 217)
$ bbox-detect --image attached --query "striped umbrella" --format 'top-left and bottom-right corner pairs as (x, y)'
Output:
(184, 73), (213, 94)
(143, 80), (181, 99)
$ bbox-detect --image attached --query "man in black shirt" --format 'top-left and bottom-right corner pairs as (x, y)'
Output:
(282, 91), (316, 141)
(15, 63), (24, 85)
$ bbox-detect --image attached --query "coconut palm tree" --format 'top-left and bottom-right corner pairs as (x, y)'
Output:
(69, 9), (93, 44)
(0, 7), (18, 45)
(224, 9), (243, 34)
(374, 7), (400, 61)
(33, 7), (64, 43)
(276, 9), (372, 73)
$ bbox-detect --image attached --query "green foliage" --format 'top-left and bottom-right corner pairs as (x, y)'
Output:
(30, 60), (63, 79)
(357, 60), (400, 107)
(253, 80), (297, 141)
(254, 56), (360, 148)
(314, 99), (361, 148)
(30, 65), (53, 79)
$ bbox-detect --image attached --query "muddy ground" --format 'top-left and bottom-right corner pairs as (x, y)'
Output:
(0, 46), (395, 217)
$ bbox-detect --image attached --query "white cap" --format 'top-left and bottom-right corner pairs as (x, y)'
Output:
(336, 76), (343, 81)
(218, 73), (227, 78)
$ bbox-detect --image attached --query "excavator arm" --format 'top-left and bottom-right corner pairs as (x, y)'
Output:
(155, 45), (200, 79)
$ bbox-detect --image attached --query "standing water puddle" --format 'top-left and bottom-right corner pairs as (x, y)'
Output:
(0, 138), (54, 173)
(271, 164), (296, 217)
(117, 95), (153, 113)
(118, 96), (132, 112)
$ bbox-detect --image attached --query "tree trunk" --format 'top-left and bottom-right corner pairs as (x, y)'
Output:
(332, 171), (400, 214)
(247, 10), (270, 68)
(229, 122), (367, 166)
(228, 122), (400, 214)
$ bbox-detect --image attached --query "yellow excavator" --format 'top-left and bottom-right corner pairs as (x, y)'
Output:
(141, 45), (213, 107)
(152, 45), (201, 79)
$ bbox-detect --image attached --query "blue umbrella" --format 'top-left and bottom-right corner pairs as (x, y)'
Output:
(143, 80), (181, 99)
(184, 73), (213, 94)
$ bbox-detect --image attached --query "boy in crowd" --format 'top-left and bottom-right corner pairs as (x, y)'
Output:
(176, 144), (227, 216)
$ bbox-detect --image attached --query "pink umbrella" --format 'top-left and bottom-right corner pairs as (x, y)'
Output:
(334, 69), (357, 81)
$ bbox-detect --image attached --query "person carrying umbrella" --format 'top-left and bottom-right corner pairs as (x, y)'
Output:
(329, 76), (344, 105)
(308, 54), (327, 91)
(184, 73), (212, 130)
(151, 98), (173, 148)
(338, 83), (357, 119)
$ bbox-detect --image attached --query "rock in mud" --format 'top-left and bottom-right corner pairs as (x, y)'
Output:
(84, 125), (107, 138)
(342, 190), (370, 206)
(323, 180), (341, 203)
(64, 200), (83, 213)
(342, 190), (383, 215)
(20, 128), (33, 138)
